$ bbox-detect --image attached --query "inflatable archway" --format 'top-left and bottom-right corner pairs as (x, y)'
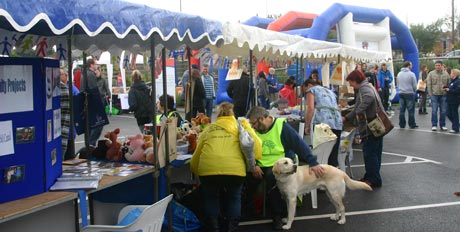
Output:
(307, 3), (419, 79)
(243, 16), (275, 29)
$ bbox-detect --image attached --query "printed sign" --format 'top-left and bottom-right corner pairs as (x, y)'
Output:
(0, 120), (14, 156)
(53, 109), (61, 139)
(0, 65), (34, 114)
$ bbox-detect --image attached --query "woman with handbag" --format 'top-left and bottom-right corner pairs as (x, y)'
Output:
(190, 102), (261, 232)
(342, 70), (385, 188)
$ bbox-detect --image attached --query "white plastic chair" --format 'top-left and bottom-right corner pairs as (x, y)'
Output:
(338, 129), (356, 178)
(310, 139), (336, 209)
(297, 121), (335, 209)
(81, 194), (173, 232)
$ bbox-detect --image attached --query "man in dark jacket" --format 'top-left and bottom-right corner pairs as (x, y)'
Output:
(227, 66), (251, 118)
(80, 58), (105, 146)
(186, 69), (206, 121)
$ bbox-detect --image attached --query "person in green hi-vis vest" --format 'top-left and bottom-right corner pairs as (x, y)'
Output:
(245, 106), (325, 230)
(156, 94), (184, 128)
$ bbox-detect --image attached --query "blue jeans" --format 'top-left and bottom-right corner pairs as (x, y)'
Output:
(398, 93), (416, 128)
(89, 126), (103, 146)
(430, 95), (447, 127)
(447, 103), (460, 132)
(200, 175), (245, 220)
(362, 135), (383, 186)
(203, 98), (214, 119)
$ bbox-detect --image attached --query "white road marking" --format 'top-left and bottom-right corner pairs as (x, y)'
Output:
(397, 127), (460, 136)
(352, 150), (442, 165)
(240, 201), (460, 226)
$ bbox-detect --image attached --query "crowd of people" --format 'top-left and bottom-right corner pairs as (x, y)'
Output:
(61, 58), (460, 231)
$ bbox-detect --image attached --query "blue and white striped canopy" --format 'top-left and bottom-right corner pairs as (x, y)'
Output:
(0, 0), (223, 55)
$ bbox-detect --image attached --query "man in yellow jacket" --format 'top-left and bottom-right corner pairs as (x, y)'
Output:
(246, 106), (324, 230)
(190, 102), (261, 232)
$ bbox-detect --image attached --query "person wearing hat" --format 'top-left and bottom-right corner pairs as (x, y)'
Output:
(426, 60), (451, 131)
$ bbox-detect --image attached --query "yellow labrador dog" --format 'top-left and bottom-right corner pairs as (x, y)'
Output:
(272, 157), (372, 229)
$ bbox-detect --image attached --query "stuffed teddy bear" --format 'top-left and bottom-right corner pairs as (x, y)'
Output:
(181, 120), (193, 134)
(124, 134), (146, 162)
(105, 128), (123, 161)
(185, 132), (197, 153)
(143, 134), (155, 164)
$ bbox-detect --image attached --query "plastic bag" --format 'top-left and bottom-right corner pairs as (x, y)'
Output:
(238, 121), (255, 172)
(312, 123), (337, 149)
(162, 200), (201, 232)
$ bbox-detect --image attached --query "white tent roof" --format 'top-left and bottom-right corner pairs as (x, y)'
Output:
(210, 22), (391, 62)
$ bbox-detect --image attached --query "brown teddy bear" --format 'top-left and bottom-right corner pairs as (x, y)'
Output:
(185, 133), (197, 153)
(105, 128), (123, 161)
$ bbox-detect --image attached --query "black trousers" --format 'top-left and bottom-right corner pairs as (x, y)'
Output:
(245, 167), (287, 218)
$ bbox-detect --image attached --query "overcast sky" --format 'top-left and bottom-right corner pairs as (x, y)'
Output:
(125, 0), (454, 26)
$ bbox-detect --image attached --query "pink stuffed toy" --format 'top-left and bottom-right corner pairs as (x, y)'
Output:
(124, 134), (146, 162)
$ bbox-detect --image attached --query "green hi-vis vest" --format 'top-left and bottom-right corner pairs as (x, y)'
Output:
(256, 118), (285, 167)
(156, 111), (179, 124)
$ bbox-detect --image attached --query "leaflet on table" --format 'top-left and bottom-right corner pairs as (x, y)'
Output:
(49, 179), (100, 190)
(62, 161), (153, 176)
(57, 173), (102, 181)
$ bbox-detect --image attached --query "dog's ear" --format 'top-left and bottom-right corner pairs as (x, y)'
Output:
(272, 163), (279, 175)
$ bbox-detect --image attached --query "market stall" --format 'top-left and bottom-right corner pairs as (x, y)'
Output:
(0, 0), (223, 208)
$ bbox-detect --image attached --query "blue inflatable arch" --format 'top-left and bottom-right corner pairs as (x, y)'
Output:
(243, 16), (275, 29)
(308, 3), (419, 78)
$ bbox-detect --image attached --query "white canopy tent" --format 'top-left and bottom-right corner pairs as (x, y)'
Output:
(208, 21), (392, 86)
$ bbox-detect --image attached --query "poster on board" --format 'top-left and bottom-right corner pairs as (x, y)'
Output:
(0, 120), (14, 156)
(0, 65), (34, 114)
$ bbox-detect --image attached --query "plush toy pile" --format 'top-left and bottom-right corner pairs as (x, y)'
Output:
(92, 128), (124, 161)
(90, 128), (156, 164)
(91, 115), (211, 163)
(177, 114), (210, 153)
(123, 134), (155, 164)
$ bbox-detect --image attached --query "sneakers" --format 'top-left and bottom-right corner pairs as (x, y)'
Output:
(441, 127), (448, 131)
(409, 125), (419, 129)
(449, 129), (459, 133)
(432, 127), (437, 131)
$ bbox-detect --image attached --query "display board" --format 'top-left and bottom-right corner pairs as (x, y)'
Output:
(0, 57), (62, 203)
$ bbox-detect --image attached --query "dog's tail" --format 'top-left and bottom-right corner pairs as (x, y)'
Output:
(343, 174), (373, 191)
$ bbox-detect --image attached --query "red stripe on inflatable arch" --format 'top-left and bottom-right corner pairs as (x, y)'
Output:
(267, 11), (317, 31)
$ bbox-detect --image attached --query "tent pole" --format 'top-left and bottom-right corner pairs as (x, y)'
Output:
(300, 55), (304, 122)
(161, 47), (173, 232)
(161, 47), (170, 172)
(67, 35), (75, 158)
(150, 38), (159, 203)
(82, 52), (90, 153)
(250, 50), (257, 108)
(185, 47), (192, 121)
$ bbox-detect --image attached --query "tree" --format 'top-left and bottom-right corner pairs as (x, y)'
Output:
(410, 19), (444, 56)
